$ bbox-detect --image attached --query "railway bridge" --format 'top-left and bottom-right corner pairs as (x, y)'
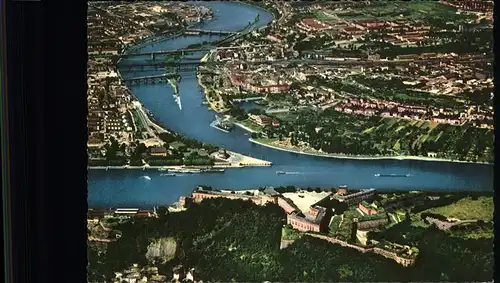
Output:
(184, 28), (236, 36)
(123, 73), (180, 86)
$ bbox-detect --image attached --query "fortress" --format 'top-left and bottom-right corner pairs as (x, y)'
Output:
(181, 186), (418, 267)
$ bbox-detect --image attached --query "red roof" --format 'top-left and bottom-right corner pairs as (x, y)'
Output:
(269, 84), (290, 90)
(343, 27), (363, 32)
(301, 18), (329, 30)
(230, 75), (246, 86)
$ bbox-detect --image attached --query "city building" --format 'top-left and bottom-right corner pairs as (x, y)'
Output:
(358, 201), (377, 215)
(149, 146), (168, 157)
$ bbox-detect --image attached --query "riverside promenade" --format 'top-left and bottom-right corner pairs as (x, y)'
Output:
(88, 150), (272, 170)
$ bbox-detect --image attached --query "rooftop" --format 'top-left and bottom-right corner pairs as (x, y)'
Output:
(282, 191), (331, 214)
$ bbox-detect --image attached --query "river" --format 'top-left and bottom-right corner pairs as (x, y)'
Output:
(88, 1), (493, 208)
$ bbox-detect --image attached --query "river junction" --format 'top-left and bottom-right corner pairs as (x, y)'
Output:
(88, 1), (493, 208)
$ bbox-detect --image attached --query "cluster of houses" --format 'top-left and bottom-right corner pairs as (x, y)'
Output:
(297, 18), (332, 32)
(218, 42), (491, 130)
(248, 114), (280, 127)
(334, 96), (466, 126)
(111, 264), (200, 283)
(441, 0), (493, 13)
(87, 2), (214, 153)
(87, 57), (136, 146)
(229, 74), (291, 94)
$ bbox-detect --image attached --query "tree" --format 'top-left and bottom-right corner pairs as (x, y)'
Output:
(338, 265), (354, 280)
(119, 143), (127, 153)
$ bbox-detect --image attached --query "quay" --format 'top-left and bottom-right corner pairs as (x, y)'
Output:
(87, 158), (271, 170)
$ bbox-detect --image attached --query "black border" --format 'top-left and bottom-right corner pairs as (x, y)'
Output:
(4, 1), (87, 282)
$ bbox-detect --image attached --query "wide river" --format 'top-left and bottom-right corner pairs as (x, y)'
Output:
(88, 1), (493, 208)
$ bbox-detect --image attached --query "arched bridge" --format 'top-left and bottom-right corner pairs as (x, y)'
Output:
(119, 47), (214, 59)
(123, 73), (180, 85)
(184, 29), (236, 36)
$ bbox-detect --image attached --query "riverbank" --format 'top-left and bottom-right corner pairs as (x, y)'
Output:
(249, 138), (492, 165)
(88, 164), (242, 170)
(235, 0), (278, 27)
(214, 150), (272, 166)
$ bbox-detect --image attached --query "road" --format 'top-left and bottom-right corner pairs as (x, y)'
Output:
(132, 101), (167, 137)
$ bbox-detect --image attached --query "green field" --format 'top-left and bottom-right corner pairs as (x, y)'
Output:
(332, 208), (361, 241)
(282, 225), (303, 241)
(333, 1), (470, 22)
(235, 118), (264, 132)
(424, 197), (494, 221)
(131, 109), (147, 132)
(313, 10), (339, 22)
(328, 215), (342, 234)
(271, 106), (494, 163)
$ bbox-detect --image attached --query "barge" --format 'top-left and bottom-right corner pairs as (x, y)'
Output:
(374, 173), (411, 177)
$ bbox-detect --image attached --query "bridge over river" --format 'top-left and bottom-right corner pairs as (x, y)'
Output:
(123, 73), (180, 85)
(184, 28), (236, 36)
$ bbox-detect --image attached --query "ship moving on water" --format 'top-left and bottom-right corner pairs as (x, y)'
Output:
(276, 171), (302, 175)
(374, 173), (411, 177)
(160, 173), (176, 177)
(169, 168), (202, 174)
(168, 167), (225, 174)
(210, 115), (234, 133)
(202, 168), (225, 173)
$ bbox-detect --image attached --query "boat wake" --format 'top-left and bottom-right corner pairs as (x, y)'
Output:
(374, 173), (411, 178)
(174, 95), (182, 110)
(276, 171), (304, 175)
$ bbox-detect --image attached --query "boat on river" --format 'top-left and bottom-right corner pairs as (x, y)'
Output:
(201, 168), (225, 173)
(276, 171), (302, 175)
(169, 168), (202, 174)
(160, 173), (176, 177)
(374, 173), (411, 177)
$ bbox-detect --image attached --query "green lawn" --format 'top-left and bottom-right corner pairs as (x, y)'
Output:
(184, 148), (209, 157)
(131, 109), (147, 132)
(424, 197), (494, 221)
(334, 1), (469, 22)
(169, 141), (185, 149)
(233, 118), (264, 132)
(328, 215), (342, 235)
(332, 208), (360, 240)
(282, 225), (303, 241)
